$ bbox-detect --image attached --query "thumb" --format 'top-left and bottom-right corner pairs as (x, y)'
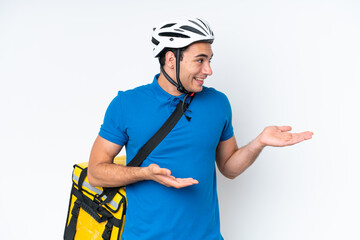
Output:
(278, 126), (292, 132)
(150, 164), (171, 176)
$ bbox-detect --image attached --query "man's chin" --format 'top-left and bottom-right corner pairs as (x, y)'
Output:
(193, 86), (203, 93)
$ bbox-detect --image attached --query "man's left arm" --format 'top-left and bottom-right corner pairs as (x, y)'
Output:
(215, 126), (314, 179)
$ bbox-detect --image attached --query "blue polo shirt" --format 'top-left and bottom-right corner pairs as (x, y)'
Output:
(99, 74), (233, 240)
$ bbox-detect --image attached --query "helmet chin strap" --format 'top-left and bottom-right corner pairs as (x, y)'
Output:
(160, 49), (190, 94)
(160, 49), (194, 121)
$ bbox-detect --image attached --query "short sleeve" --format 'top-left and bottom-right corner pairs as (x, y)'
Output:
(219, 94), (234, 142)
(99, 92), (129, 146)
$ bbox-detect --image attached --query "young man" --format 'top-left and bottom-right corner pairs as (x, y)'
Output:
(88, 17), (313, 239)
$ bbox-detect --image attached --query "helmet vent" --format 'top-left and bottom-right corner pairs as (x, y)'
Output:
(189, 20), (208, 35)
(160, 23), (176, 29)
(180, 25), (206, 36)
(196, 18), (211, 34)
(151, 37), (160, 46)
(159, 32), (190, 38)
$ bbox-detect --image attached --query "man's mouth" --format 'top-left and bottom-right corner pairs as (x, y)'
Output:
(194, 77), (205, 84)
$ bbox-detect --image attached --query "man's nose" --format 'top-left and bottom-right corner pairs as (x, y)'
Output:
(202, 61), (212, 76)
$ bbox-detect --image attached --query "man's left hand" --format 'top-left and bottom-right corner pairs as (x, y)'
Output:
(258, 126), (313, 148)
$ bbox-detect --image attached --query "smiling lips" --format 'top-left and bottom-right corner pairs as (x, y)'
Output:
(194, 77), (205, 85)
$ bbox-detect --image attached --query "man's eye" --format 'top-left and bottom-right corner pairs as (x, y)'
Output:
(197, 59), (203, 63)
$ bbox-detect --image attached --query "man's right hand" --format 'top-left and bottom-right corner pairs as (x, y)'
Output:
(146, 164), (199, 189)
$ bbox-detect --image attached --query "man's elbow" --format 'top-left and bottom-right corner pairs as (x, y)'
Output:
(219, 169), (239, 180)
(87, 168), (100, 187)
(224, 173), (238, 180)
(227, 174), (237, 180)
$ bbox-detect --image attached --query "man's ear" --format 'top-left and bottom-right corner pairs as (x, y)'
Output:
(165, 51), (176, 69)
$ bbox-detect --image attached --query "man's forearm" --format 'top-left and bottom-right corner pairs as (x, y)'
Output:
(220, 136), (265, 179)
(88, 162), (199, 189)
(217, 126), (313, 179)
(88, 162), (149, 188)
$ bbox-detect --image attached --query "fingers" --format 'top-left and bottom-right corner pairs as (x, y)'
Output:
(286, 131), (314, 145)
(147, 164), (198, 188)
(303, 131), (314, 139)
(165, 177), (199, 189)
(174, 178), (199, 185)
(294, 131), (314, 140)
(161, 175), (199, 188)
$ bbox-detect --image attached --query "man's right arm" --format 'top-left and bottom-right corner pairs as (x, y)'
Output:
(87, 135), (198, 188)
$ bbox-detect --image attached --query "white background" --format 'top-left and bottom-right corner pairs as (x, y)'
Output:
(1, 0), (359, 239)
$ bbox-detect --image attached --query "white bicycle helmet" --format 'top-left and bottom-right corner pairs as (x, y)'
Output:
(151, 17), (215, 57)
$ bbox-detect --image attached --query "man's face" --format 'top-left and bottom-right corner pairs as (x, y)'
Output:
(178, 42), (213, 93)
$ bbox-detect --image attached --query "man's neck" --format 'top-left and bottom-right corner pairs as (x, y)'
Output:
(157, 72), (183, 96)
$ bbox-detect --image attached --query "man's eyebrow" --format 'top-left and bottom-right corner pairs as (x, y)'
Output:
(194, 53), (214, 58)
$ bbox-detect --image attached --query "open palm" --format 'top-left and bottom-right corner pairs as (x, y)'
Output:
(259, 126), (313, 147)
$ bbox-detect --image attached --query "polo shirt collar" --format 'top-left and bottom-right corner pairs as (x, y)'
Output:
(151, 73), (186, 102)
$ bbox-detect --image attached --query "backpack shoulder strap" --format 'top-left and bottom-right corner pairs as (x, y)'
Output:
(127, 95), (195, 167)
